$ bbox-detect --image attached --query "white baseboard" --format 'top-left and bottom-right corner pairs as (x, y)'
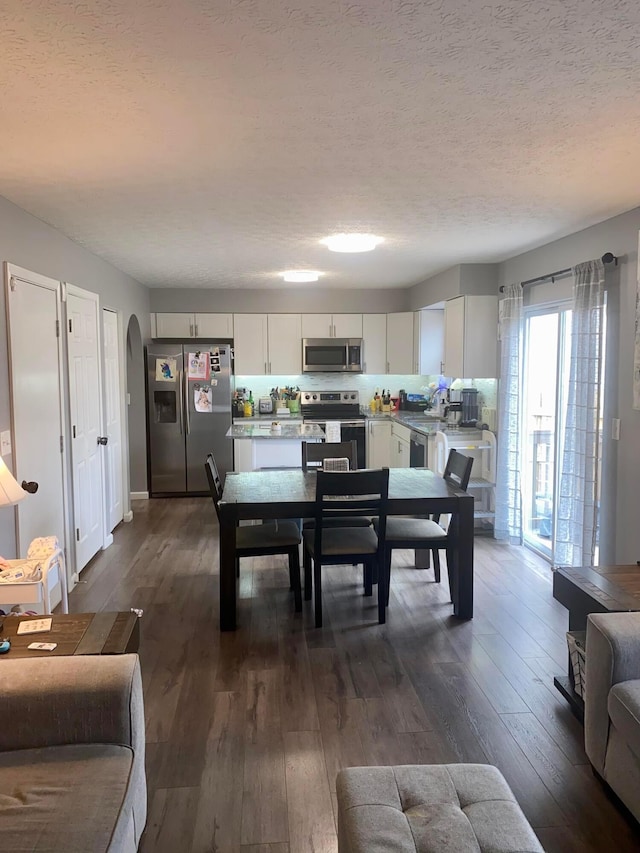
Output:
(130, 491), (149, 501)
(123, 510), (134, 523)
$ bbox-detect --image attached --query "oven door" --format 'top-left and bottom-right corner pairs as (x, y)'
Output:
(304, 419), (367, 469)
(340, 421), (366, 469)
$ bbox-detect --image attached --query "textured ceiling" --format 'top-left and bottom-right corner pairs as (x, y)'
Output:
(2, 1), (640, 289)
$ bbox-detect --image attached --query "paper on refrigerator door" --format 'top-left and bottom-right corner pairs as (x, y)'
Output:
(194, 385), (212, 412)
(187, 351), (210, 381)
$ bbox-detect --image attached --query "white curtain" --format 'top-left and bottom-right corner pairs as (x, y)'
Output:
(495, 283), (524, 542)
(555, 259), (605, 566)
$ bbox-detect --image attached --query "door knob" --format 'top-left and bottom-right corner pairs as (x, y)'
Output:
(21, 480), (39, 494)
(97, 436), (109, 446)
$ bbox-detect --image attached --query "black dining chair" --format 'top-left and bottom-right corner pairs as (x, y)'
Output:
(374, 449), (474, 605)
(205, 454), (303, 611)
(301, 440), (372, 531)
(303, 467), (389, 627)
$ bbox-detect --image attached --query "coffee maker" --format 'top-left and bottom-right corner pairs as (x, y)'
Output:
(460, 388), (479, 426)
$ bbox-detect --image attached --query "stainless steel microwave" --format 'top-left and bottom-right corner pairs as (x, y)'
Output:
(302, 338), (363, 373)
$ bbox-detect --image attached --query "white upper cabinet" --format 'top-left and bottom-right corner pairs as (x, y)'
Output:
(152, 312), (233, 339)
(443, 295), (497, 378)
(362, 314), (387, 374)
(417, 309), (445, 375)
(234, 313), (301, 374)
(386, 312), (415, 374)
(333, 314), (363, 338)
(267, 314), (302, 374)
(152, 313), (194, 338)
(301, 313), (363, 338)
(302, 314), (332, 338)
(194, 313), (233, 338)
(233, 314), (268, 374)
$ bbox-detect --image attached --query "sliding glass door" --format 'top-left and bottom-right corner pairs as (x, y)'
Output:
(521, 306), (572, 559)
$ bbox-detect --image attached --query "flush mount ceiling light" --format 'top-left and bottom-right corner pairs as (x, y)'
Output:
(282, 270), (321, 283)
(320, 233), (384, 253)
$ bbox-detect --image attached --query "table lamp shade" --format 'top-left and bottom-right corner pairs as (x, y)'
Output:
(0, 456), (27, 506)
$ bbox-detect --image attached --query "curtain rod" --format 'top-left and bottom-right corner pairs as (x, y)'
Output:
(499, 252), (617, 293)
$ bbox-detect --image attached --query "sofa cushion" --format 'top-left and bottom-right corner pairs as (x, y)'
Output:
(0, 743), (135, 853)
(337, 764), (544, 852)
(608, 679), (640, 761)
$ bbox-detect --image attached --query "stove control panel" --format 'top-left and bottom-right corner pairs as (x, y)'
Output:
(300, 391), (359, 406)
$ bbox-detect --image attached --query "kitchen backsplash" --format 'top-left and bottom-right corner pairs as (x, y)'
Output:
(235, 373), (497, 411)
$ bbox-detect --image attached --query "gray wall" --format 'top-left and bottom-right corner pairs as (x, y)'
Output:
(408, 263), (499, 309)
(150, 287), (408, 314)
(499, 205), (640, 564)
(0, 195), (150, 557)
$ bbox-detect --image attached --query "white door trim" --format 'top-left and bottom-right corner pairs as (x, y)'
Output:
(4, 263), (71, 572)
(63, 282), (111, 553)
(102, 306), (126, 532)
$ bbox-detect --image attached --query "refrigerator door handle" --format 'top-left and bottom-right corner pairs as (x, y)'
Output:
(178, 371), (184, 434)
(184, 367), (191, 434)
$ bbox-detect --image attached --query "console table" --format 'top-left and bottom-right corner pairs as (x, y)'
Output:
(552, 564), (640, 718)
(0, 612), (140, 658)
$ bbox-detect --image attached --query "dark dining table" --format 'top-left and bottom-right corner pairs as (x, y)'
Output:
(217, 467), (475, 630)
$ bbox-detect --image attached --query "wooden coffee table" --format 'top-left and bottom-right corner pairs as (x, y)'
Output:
(553, 564), (640, 718)
(0, 611), (140, 659)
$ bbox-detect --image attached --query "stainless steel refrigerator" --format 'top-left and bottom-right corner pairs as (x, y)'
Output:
(146, 343), (233, 495)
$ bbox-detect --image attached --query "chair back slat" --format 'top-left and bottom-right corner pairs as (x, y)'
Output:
(443, 449), (473, 491)
(302, 440), (358, 471)
(205, 453), (223, 521)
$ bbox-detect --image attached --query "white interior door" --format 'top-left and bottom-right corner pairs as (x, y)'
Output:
(5, 265), (67, 596)
(103, 308), (123, 532)
(66, 285), (105, 571)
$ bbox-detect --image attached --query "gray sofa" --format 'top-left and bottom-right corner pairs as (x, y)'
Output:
(585, 611), (640, 823)
(0, 653), (147, 852)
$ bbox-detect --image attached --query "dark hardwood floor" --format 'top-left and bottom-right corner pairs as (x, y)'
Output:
(69, 497), (640, 853)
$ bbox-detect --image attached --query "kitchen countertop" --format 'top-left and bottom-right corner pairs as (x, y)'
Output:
(227, 422), (324, 440)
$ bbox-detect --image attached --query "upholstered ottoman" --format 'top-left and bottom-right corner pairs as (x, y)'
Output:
(336, 764), (543, 852)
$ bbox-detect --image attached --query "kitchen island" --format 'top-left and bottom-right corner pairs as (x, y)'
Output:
(227, 421), (324, 472)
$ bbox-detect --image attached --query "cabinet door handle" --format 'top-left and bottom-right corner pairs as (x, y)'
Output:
(189, 323), (193, 337)
(264, 362), (267, 374)
(194, 323), (199, 337)
(269, 362), (272, 373)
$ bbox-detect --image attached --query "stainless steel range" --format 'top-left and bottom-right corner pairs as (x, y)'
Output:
(300, 390), (366, 468)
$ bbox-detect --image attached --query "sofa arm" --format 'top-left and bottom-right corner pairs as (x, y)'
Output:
(0, 653), (144, 755)
(585, 612), (640, 773)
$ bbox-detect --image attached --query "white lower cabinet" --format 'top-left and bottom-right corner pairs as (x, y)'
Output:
(367, 420), (392, 468)
(390, 422), (411, 468)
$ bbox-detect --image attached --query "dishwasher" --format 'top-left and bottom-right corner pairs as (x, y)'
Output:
(409, 431), (428, 467)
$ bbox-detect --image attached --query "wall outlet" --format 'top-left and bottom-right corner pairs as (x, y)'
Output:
(612, 418), (620, 441)
(0, 430), (11, 456)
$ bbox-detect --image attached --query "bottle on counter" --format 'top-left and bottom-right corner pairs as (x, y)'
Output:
(244, 391), (254, 417)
